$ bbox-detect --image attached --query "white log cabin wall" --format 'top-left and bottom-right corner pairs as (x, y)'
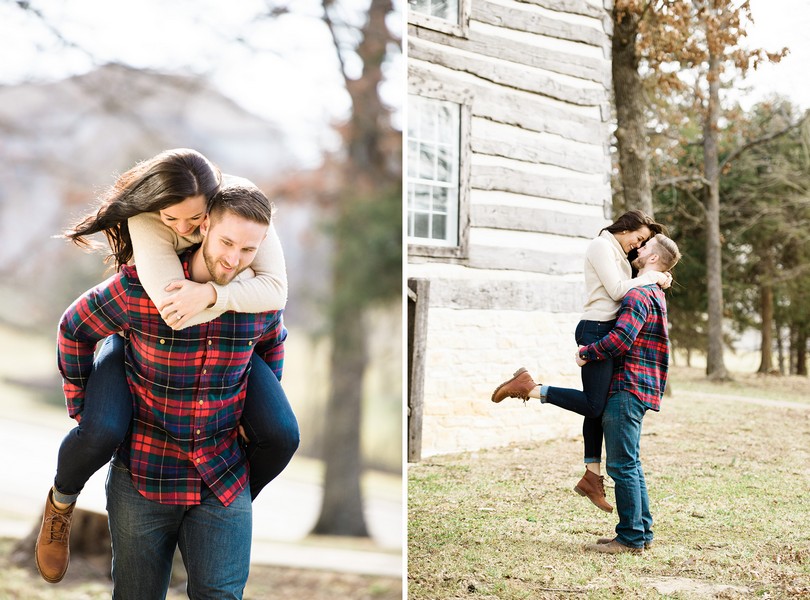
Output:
(408, 0), (614, 457)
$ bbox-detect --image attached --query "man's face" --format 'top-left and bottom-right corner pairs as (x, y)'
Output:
(200, 212), (268, 285)
(631, 241), (656, 271)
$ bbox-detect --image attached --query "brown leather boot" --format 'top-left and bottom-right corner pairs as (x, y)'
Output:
(573, 469), (613, 513)
(585, 539), (642, 554)
(597, 536), (653, 549)
(491, 368), (538, 403)
(35, 489), (74, 583)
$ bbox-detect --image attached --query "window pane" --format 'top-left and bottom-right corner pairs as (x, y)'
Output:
(436, 144), (454, 183)
(409, 0), (459, 22)
(413, 212), (430, 239)
(407, 140), (420, 178)
(432, 214), (447, 240)
(412, 184), (432, 212)
(406, 94), (461, 246)
(431, 186), (447, 213)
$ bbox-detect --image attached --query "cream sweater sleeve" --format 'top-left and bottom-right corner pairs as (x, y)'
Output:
(586, 237), (660, 301)
(128, 212), (288, 329)
(207, 221), (288, 313)
(128, 211), (193, 307)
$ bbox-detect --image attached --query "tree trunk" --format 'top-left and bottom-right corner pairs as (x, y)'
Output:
(313, 305), (369, 536)
(796, 323), (808, 376)
(703, 52), (729, 381)
(758, 281), (774, 373)
(312, 0), (396, 538)
(611, 5), (654, 216)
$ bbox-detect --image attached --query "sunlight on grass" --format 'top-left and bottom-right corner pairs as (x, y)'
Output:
(408, 373), (810, 599)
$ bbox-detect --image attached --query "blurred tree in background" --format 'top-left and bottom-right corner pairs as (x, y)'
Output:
(312, 0), (401, 537)
(3, 0), (403, 543)
(610, 0), (809, 377)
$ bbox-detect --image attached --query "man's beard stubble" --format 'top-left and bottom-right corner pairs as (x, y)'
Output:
(202, 238), (245, 286)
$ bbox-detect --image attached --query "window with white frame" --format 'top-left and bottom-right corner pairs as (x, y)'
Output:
(408, 0), (459, 23)
(407, 95), (461, 247)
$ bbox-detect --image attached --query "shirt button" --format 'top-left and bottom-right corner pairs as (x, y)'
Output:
(160, 339), (165, 344)
(208, 340), (212, 346)
(202, 369), (207, 375)
(248, 341), (253, 346)
(196, 458), (201, 464)
(196, 429), (200, 435)
(199, 400), (204, 406)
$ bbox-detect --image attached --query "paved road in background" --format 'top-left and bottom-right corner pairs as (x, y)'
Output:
(0, 401), (402, 578)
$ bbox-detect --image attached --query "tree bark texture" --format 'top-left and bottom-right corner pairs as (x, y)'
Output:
(796, 324), (808, 376)
(313, 0), (396, 537)
(758, 280), (774, 374)
(703, 53), (729, 380)
(313, 307), (370, 537)
(611, 5), (654, 216)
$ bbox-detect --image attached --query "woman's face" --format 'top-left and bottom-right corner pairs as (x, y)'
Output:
(614, 225), (652, 255)
(159, 195), (207, 236)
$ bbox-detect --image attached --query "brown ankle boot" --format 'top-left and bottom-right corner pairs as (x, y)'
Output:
(574, 469), (613, 513)
(35, 489), (75, 583)
(491, 368), (538, 403)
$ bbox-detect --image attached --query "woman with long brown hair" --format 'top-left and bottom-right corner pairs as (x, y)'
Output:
(36, 149), (298, 584)
(491, 210), (670, 513)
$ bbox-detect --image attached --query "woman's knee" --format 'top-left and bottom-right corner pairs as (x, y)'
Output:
(252, 419), (300, 456)
(78, 415), (129, 451)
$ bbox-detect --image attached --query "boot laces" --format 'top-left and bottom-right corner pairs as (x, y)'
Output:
(45, 512), (71, 544)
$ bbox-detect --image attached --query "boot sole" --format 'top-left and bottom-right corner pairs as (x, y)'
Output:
(35, 540), (69, 584)
(491, 367), (528, 403)
(574, 485), (614, 513)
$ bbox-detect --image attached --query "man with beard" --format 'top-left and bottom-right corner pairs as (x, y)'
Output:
(491, 233), (681, 554)
(56, 181), (284, 598)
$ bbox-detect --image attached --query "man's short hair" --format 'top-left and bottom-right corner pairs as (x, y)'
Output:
(207, 176), (274, 226)
(649, 234), (681, 271)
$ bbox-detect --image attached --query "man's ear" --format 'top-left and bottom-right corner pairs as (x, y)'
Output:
(200, 214), (211, 237)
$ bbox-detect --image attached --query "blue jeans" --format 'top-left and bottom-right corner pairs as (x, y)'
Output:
(54, 335), (300, 503)
(602, 390), (653, 549)
(54, 335), (132, 503)
(544, 319), (615, 462)
(240, 354), (300, 500)
(106, 457), (252, 600)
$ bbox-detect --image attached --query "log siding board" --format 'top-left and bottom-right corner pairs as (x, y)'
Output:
(409, 37), (607, 107)
(425, 277), (586, 312)
(473, 0), (609, 49)
(467, 243), (582, 274)
(471, 117), (608, 175)
(514, 0), (607, 20)
(409, 24), (608, 85)
(409, 62), (606, 146)
(471, 165), (608, 205)
(471, 203), (605, 237)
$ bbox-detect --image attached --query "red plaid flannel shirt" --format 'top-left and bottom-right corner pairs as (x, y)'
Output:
(57, 254), (286, 506)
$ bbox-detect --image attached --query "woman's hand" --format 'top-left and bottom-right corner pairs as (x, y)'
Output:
(575, 347), (588, 367)
(158, 280), (217, 329)
(657, 271), (673, 289)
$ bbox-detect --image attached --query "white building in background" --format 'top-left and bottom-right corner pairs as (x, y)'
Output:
(407, 0), (615, 459)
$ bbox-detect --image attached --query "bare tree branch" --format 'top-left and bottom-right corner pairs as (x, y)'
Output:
(719, 111), (810, 171)
(653, 174), (710, 188)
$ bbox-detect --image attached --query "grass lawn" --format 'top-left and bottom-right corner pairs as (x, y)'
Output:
(408, 368), (810, 599)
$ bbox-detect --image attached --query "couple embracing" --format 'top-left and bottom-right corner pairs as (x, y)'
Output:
(35, 149), (299, 598)
(493, 211), (681, 554)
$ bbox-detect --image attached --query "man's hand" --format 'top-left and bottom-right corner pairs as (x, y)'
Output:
(575, 347), (588, 367)
(158, 281), (217, 329)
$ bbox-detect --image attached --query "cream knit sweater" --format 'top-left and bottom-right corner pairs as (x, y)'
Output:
(128, 211), (287, 329)
(581, 230), (660, 321)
